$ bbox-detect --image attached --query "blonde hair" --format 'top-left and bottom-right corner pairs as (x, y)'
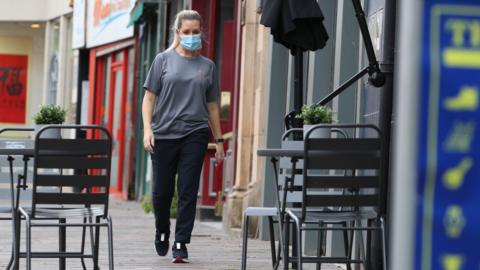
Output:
(166, 10), (204, 51)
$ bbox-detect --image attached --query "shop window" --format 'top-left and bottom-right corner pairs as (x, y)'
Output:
(47, 20), (61, 104)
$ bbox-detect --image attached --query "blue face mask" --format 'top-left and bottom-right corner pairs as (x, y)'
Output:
(180, 34), (202, 51)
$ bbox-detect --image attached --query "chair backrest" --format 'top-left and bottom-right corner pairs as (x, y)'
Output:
(31, 125), (112, 218)
(302, 124), (384, 220)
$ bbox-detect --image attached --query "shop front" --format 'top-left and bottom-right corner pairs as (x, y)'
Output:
(85, 0), (137, 199)
(192, 0), (241, 219)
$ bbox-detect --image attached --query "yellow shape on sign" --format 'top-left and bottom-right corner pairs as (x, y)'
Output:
(443, 49), (480, 68)
(444, 205), (466, 238)
(444, 86), (479, 111)
(442, 254), (464, 270)
(444, 121), (476, 153)
(443, 157), (473, 190)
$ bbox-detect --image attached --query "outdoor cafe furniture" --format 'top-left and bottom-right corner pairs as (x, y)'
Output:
(243, 127), (352, 269)
(0, 125), (115, 270)
(283, 124), (387, 270)
(241, 128), (303, 270)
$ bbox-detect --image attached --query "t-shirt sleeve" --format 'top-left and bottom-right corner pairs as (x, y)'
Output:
(206, 63), (220, 102)
(143, 54), (163, 95)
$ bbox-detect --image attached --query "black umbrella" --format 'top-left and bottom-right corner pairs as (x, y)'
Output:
(260, 0), (329, 51)
(260, 0), (329, 129)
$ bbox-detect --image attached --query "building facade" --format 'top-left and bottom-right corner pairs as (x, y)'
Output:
(223, 0), (395, 264)
(0, 0), (73, 132)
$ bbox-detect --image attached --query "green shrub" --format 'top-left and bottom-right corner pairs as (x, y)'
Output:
(140, 195), (154, 214)
(33, 104), (67, 124)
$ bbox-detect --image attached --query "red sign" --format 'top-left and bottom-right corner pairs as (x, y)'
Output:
(0, 54), (28, 124)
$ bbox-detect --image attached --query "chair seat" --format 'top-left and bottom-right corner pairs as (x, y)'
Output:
(286, 208), (378, 222)
(244, 207), (278, 217)
(19, 207), (104, 218)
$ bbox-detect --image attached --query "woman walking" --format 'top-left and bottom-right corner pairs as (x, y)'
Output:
(141, 9), (224, 263)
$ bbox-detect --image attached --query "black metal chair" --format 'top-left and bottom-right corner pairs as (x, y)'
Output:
(242, 128), (350, 270)
(16, 125), (114, 270)
(283, 124), (387, 270)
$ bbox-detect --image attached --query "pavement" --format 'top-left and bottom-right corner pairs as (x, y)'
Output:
(0, 198), (344, 270)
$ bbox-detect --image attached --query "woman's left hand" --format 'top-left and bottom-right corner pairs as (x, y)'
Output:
(215, 143), (225, 163)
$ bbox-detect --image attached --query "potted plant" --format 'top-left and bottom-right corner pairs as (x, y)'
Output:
(295, 104), (333, 138)
(33, 104), (67, 138)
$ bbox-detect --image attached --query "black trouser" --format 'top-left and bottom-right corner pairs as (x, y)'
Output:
(150, 128), (209, 243)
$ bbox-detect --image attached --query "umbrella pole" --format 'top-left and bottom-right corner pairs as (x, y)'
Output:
(293, 47), (303, 112)
(293, 47), (303, 129)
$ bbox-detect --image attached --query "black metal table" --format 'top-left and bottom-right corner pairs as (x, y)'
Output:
(257, 148), (304, 269)
(0, 139), (34, 270)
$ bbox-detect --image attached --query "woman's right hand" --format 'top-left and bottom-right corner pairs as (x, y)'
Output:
(143, 129), (155, 153)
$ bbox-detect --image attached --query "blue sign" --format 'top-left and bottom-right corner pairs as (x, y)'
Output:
(417, 1), (480, 270)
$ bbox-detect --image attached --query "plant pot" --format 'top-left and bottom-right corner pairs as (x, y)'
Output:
(303, 124), (331, 139)
(34, 125), (61, 139)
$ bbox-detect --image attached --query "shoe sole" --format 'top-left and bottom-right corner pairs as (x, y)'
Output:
(172, 256), (189, 263)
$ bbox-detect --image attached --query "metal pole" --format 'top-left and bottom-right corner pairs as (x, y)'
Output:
(351, 0), (379, 70)
(390, 0), (423, 269)
(294, 47), (303, 114)
(316, 67), (370, 106)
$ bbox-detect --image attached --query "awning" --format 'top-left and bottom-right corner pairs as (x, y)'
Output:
(127, 2), (144, 27)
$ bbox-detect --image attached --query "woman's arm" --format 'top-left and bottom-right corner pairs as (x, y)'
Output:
(207, 101), (225, 162)
(142, 90), (157, 153)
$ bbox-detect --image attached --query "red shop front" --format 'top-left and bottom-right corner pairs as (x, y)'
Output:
(87, 39), (137, 199)
(192, 0), (241, 217)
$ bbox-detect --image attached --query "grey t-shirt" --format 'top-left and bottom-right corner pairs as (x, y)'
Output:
(143, 50), (220, 139)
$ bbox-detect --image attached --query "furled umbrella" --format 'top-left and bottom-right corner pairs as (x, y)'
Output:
(260, 0), (329, 51)
(260, 0), (329, 128)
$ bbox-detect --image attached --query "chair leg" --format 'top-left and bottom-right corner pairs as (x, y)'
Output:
(380, 217), (387, 270)
(271, 218), (282, 270)
(268, 216), (277, 267)
(80, 218), (87, 270)
(283, 215), (290, 270)
(342, 222), (352, 270)
(348, 220), (355, 264)
(107, 216), (114, 270)
(241, 215), (249, 270)
(290, 214), (302, 270)
(93, 216), (101, 270)
(365, 219), (372, 270)
(59, 218), (66, 270)
(316, 221), (324, 270)
(89, 216), (95, 259)
(25, 217), (31, 270)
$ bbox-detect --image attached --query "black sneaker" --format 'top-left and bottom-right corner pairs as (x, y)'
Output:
(154, 232), (169, 256)
(172, 242), (189, 263)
